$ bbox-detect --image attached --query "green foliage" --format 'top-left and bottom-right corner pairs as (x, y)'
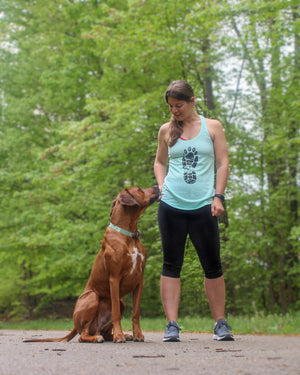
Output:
(0, 0), (298, 319)
(223, 0), (300, 314)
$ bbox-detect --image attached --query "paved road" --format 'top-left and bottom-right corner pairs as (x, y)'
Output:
(1, 330), (299, 375)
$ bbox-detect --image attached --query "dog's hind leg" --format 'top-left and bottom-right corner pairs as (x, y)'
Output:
(73, 290), (104, 343)
(78, 325), (104, 343)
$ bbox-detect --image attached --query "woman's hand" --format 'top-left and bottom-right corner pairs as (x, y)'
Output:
(211, 197), (225, 217)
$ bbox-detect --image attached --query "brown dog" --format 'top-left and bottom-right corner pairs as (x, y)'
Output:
(24, 185), (159, 344)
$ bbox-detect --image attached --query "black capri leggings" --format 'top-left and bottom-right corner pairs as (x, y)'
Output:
(158, 201), (223, 279)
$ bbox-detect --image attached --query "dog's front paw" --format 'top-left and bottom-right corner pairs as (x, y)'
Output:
(125, 333), (133, 341)
(133, 332), (144, 342)
(113, 333), (126, 343)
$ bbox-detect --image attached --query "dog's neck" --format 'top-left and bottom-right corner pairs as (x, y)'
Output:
(109, 222), (140, 239)
(110, 206), (142, 231)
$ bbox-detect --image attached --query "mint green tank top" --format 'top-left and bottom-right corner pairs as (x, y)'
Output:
(161, 115), (215, 210)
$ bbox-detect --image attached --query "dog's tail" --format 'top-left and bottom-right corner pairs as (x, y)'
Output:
(23, 328), (77, 343)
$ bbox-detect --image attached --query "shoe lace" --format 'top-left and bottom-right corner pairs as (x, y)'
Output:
(217, 320), (232, 330)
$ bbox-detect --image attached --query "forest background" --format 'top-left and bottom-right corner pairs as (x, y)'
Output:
(0, 0), (299, 321)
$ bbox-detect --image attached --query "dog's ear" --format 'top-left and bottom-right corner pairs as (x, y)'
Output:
(118, 193), (140, 207)
(110, 199), (117, 216)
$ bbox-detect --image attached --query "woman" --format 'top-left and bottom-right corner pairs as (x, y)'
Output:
(154, 80), (234, 342)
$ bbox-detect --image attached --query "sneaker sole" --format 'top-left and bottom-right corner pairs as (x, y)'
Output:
(213, 334), (234, 341)
(163, 337), (180, 342)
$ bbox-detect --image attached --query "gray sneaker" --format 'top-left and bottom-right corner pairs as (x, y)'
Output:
(163, 320), (181, 342)
(213, 319), (234, 341)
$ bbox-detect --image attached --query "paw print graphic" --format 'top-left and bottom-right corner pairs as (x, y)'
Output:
(182, 147), (198, 184)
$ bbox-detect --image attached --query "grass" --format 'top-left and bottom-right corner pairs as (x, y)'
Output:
(1, 313), (299, 335)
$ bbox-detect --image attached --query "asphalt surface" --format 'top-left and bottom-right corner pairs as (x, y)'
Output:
(1, 330), (299, 375)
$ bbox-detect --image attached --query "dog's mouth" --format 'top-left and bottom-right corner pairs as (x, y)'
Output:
(150, 194), (159, 204)
(149, 186), (160, 204)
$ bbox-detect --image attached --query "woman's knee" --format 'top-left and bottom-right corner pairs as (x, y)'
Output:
(162, 263), (182, 278)
(203, 265), (223, 279)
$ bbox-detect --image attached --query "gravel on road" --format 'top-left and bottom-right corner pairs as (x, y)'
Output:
(1, 330), (299, 375)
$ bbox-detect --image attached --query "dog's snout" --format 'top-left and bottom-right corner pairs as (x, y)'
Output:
(149, 185), (160, 204)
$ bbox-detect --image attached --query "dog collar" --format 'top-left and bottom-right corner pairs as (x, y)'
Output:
(109, 222), (136, 238)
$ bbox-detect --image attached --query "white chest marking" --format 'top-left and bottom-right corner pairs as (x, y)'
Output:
(129, 247), (144, 275)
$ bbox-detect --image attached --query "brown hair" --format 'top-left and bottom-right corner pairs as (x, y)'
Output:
(165, 80), (194, 147)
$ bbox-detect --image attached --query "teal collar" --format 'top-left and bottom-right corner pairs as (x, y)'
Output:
(109, 222), (136, 238)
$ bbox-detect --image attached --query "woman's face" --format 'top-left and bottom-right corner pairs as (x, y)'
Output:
(167, 96), (195, 121)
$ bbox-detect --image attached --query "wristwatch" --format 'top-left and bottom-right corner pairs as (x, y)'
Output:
(214, 194), (225, 203)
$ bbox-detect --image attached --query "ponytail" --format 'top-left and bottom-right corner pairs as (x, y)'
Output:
(169, 117), (183, 147)
(164, 80), (195, 147)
